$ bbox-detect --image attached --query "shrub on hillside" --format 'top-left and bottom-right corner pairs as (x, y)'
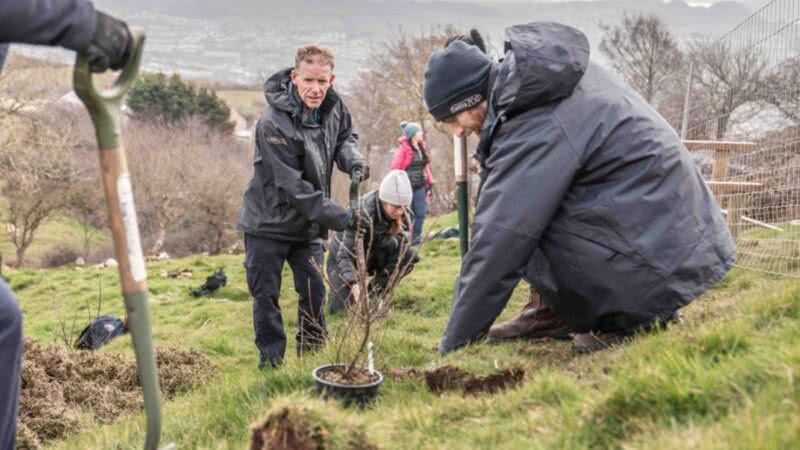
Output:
(127, 73), (234, 133)
(41, 246), (80, 268)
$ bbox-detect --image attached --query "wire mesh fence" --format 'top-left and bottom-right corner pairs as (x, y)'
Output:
(680, 0), (800, 276)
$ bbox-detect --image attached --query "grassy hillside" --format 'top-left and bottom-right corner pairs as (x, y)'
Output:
(7, 214), (800, 449)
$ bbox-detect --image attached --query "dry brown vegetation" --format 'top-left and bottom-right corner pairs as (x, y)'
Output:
(17, 339), (214, 449)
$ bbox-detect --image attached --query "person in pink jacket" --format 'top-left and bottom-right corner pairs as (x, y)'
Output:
(391, 121), (434, 245)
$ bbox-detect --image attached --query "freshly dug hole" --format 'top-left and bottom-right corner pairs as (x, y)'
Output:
(423, 366), (471, 393)
(424, 365), (525, 396)
(17, 338), (214, 449)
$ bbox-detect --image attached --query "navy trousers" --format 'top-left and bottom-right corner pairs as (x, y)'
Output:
(244, 235), (326, 364)
(0, 278), (22, 450)
(411, 187), (427, 245)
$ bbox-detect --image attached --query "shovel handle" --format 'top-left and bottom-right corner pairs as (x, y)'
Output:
(74, 28), (145, 150)
(73, 29), (163, 450)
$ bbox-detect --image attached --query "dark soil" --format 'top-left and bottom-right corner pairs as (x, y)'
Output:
(463, 368), (525, 395)
(318, 365), (380, 385)
(250, 406), (327, 450)
(423, 366), (471, 393)
(424, 365), (525, 396)
(16, 338), (214, 449)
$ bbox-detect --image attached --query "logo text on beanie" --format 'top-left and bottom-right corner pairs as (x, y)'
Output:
(450, 94), (483, 114)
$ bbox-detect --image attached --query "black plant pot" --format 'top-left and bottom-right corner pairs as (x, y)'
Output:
(312, 364), (384, 406)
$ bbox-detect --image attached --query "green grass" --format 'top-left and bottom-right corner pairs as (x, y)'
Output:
(8, 214), (800, 449)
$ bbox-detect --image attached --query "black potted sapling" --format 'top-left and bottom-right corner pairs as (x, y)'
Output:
(311, 175), (417, 405)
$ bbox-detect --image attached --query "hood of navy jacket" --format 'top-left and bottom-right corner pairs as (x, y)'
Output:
(493, 22), (590, 117)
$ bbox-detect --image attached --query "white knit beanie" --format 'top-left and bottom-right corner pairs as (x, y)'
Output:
(379, 170), (413, 207)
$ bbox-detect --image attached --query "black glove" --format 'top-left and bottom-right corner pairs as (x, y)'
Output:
(85, 11), (132, 73)
(351, 164), (369, 182)
(445, 29), (487, 54)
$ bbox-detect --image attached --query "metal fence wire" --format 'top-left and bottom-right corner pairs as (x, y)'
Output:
(680, 0), (800, 277)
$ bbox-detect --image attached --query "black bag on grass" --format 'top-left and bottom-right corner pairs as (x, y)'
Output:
(75, 315), (127, 350)
(190, 269), (227, 297)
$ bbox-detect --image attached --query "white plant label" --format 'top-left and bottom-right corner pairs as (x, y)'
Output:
(117, 175), (147, 282)
(453, 136), (465, 179)
(368, 341), (374, 375)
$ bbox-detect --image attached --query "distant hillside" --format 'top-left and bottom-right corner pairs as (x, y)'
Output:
(12, 0), (752, 87)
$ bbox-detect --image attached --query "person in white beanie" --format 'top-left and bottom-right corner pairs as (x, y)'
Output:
(326, 170), (420, 314)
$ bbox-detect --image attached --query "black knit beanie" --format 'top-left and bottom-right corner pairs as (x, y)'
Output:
(424, 40), (492, 121)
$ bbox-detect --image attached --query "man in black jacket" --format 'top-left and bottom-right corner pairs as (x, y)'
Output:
(424, 23), (735, 355)
(0, 1), (132, 447)
(237, 45), (366, 368)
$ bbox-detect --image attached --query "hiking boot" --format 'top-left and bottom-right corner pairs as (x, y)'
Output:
(572, 331), (629, 354)
(488, 292), (571, 341)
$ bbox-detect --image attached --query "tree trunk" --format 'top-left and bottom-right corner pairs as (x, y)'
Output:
(150, 223), (166, 255)
(211, 227), (224, 255)
(15, 245), (26, 268)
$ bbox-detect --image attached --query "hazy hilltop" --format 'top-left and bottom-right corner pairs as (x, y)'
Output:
(16, 0), (754, 87)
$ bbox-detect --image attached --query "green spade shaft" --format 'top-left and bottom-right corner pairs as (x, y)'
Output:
(73, 30), (162, 450)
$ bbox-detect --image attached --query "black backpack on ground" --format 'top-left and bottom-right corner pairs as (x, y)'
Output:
(75, 315), (127, 350)
(191, 269), (227, 297)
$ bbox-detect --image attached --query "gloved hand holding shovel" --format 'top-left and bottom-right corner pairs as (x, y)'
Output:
(73, 26), (168, 450)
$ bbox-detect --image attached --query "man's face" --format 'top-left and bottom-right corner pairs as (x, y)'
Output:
(291, 60), (334, 109)
(444, 103), (487, 138)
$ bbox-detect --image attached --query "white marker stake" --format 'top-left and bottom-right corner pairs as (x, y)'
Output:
(368, 341), (374, 375)
(117, 175), (146, 282)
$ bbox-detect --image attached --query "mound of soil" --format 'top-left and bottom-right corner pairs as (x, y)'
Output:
(17, 338), (214, 449)
(424, 366), (525, 396)
(463, 368), (525, 395)
(250, 406), (328, 450)
(318, 366), (380, 385)
(423, 366), (471, 393)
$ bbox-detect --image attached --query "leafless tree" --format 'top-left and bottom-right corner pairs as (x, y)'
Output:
(344, 26), (459, 214)
(0, 53), (70, 119)
(124, 117), (250, 256)
(599, 13), (685, 105)
(689, 37), (768, 139)
(185, 137), (249, 255)
(126, 121), (195, 255)
(67, 178), (106, 258)
(762, 56), (800, 124)
(344, 69), (395, 161)
(0, 111), (82, 266)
